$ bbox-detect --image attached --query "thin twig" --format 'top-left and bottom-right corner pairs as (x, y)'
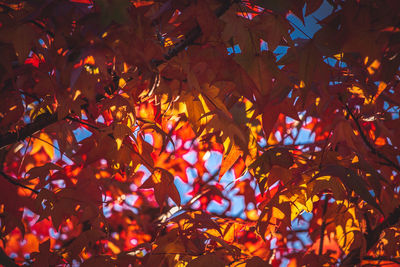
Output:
(319, 196), (329, 255)
(0, 170), (39, 194)
(319, 130), (332, 169)
(17, 136), (31, 176)
(362, 256), (400, 265)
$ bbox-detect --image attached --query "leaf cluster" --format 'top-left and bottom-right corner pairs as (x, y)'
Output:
(0, 0), (400, 266)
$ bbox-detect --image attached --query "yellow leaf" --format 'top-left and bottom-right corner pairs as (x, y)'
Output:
(107, 241), (121, 254)
(31, 133), (54, 159)
(272, 207), (285, 220)
(222, 224), (236, 243)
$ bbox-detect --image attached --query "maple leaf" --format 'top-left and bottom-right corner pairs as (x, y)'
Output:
(140, 168), (181, 207)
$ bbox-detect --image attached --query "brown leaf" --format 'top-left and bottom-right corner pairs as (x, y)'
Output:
(317, 165), (383, 214)
(140, 168), (181, 206)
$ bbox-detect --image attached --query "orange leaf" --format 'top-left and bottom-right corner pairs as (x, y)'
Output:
(31, 133), (55, 159)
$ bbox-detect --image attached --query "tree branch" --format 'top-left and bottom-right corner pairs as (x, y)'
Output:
(0, 112), (58, 149)
(319, 196), (329, 256)
(0, 170), (39, 194)
(153, 0), (235, 64)
(340, 205), (400, 266)
(343, 104), (400, 173)
(0, 246), (18, 267)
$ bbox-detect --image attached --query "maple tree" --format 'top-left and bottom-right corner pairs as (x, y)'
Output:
(0, 0), (400, 266)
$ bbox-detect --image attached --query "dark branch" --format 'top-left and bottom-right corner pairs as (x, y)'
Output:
(0, 246), (18, 267)
(154, 0), (235, 64)
(0, 112), (58, 149)
(362, 256), (400, 265)
(0, 0), (236, 149)
(319, 196), (329, 255)
(340, 205), (400, 266)
(0, 170), (39, 194)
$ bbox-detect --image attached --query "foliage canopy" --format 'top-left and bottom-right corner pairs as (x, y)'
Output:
(0, 0), (400, 266)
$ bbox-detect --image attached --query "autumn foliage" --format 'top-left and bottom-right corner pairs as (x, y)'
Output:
(0, 0), (400, 266)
